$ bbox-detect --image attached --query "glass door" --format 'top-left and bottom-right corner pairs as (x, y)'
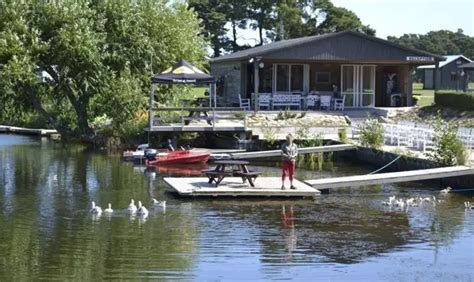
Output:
(361, 66), (375, 107)
(341, 65), (355, 107)
(341, 65), (375, 107)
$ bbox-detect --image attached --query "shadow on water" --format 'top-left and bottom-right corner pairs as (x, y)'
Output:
(0, 134), (473, 280)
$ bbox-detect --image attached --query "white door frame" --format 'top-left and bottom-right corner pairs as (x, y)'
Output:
(341, 64), (376, 107)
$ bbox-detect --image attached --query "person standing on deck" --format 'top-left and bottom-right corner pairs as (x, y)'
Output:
(281, 134), (298, 190)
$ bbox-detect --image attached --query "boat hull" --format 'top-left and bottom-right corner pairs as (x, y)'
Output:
(146, 150), (210, 165)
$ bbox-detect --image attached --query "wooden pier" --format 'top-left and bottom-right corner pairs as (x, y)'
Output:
(229, 144), (355, 159)
(164, 177), (320, 197)
(305, 165), (474, 190)
(0, 125), (58, 136)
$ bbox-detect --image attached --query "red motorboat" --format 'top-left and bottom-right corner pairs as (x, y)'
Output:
(146, 149), (210, 165)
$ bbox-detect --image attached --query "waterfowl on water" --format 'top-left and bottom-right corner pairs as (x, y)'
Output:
(128, 199), (137, 214)
(465, 202), (474, 209)
(137, 201), (149, 217)
(152, 198), (166, 208)
(382, 195), (396, 206)
(440, 187), (452, 194)
(104, 203), (113, 214)
(90, 201), (102, 215)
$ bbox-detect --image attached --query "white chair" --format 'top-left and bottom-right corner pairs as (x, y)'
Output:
(320, 96), (331, 110)
(258, 93), (271, 110)
(334, 95), (345, 111)
(239, 94), (251, 111)
(306, 95), (319, 110)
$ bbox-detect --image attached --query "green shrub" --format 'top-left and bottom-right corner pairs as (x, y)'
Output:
(338, 127), (349, 143)
(426, 117), (467, 166)
(358, 118), (384, 149)
(434, 92), (474, 110)
(276, 108), (297, 120)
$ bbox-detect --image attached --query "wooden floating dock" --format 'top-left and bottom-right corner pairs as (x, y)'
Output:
(305, 165), (474, 190)
(229, 144), (355, 159)
(164, 177), (320, 198)
(0, 125), (58, 136)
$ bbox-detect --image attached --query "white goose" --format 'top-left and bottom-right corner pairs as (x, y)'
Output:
(440, 187), (452, 194)
(104, 203), (113, 214)
(128, 199), (137, 214)
(382, 195), (396, 206)
(137, 201), (149, 217)
(90, 201), (102, 215)
(152, 198), (166, 209)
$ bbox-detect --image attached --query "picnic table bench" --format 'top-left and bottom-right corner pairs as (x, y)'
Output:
(202, 160), (260, 187)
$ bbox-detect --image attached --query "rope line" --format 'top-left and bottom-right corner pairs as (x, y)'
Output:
(367, 155), (402, 175)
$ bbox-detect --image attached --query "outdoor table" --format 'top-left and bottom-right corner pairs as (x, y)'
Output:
(203, 160), (260, 187)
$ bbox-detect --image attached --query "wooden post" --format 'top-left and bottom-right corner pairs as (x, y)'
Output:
(406, 66), (413, 106)
(149, 84), (156, 132)
(433, 61), (440, 92)
(253, 60), (259, 112)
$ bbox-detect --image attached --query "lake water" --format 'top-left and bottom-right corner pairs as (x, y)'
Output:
(0, 134), (473, 280)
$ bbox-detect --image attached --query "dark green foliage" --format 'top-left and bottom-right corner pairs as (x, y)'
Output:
(387, 29), (474, 59)
(435, 92), (474, 110)
(189, 0), (375, 57)
(0, 1), (206, 142)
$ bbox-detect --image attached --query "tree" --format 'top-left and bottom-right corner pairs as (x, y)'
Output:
(188, 0), (229, 57)
(0, 1), (206, 142)
(387, 29), (474, 59)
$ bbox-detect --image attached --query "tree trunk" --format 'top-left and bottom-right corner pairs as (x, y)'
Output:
(258, 24), (264, 46)
(23, 85), (71, 138)
(212, 36), (221, 57)
(232, 20), (238, 51)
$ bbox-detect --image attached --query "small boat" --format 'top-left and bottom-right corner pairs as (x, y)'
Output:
(152, 163), (209, 176)
(123, 144), (149, 162)
(145, 149), (210, 165)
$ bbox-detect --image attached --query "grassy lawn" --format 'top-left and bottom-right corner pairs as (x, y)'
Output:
(412, 83), (467, 107)
(412, 83), (434, 107)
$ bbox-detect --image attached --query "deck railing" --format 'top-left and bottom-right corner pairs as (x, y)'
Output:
(149, 106), (247, 131)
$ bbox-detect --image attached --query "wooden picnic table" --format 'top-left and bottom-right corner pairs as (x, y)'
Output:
(203, 160), (260, 187)
(184, 108), (213, 125)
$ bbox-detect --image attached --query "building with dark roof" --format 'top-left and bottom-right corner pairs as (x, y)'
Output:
(458, 62), (474, 92)
(210, 30), (445, 109)
(418, 55), (472, 90)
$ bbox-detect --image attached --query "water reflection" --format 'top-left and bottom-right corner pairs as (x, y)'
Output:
(0, 134), (473, 280)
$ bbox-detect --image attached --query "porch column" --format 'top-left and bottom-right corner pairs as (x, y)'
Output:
(253, 61), (259, 112)
(149, 83), (156, 131)
(406, 66), (413, 106)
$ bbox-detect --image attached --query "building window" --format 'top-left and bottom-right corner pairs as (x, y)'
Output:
(315, 72), (331, 83)
(450, 72), (457, 81)
(275, 64), (304, 93)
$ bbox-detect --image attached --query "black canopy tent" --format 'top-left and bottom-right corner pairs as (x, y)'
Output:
(150, 59), (216, 107)
(149, 60), (217, 129)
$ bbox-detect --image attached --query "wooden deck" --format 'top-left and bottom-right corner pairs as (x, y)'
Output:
(305, 166), (474, 190)
(229, 144), (355, 159)
(164, 177), (320, 198)
(148, 123), (245, 132)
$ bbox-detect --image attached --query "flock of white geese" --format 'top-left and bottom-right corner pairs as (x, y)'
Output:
(89, 199), (166, 218)
(381, 187), (474, 210)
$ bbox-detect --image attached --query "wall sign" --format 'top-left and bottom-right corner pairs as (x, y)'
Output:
(406, 56), (435, 62)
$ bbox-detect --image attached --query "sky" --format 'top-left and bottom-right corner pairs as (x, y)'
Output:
(331, 0), (474, 39)
(234, 0), (473, 47)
